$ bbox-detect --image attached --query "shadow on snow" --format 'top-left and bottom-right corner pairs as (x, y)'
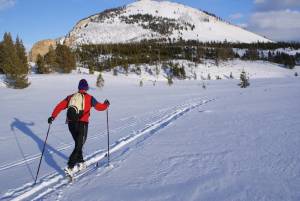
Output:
(10, 118), (68, 178)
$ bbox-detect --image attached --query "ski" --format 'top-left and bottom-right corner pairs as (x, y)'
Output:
(64, 162), (88, 181)
(63, 160), (113, 183)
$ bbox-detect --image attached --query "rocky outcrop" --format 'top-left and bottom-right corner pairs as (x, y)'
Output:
(29, 39), (57, 62)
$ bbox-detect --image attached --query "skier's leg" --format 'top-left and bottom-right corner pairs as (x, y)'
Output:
(67, 122), (80, 168)
(77, 122), (88, 163)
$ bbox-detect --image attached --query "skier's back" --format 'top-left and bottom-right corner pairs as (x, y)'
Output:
(48, 79), (110, 175)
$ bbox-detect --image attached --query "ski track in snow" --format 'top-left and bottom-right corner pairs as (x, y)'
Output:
(0, 103), (177, 172)
(1, 98), (215, 201)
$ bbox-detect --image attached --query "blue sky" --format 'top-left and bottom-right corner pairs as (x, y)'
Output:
(0, 0), (299, 49)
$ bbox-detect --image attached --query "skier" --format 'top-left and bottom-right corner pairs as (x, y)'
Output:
(48, 79), (110, 176)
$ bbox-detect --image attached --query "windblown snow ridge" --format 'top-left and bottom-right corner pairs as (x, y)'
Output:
(2, 98), (215, 201)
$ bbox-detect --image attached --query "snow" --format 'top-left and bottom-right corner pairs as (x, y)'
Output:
(0, 62), (300, 200)
(274, 48), (300, 56)
(233, 48), (300, 58)
(102, 59), (299, 82)
(0, 75), (7, 88)
(64, 0), (270, 45)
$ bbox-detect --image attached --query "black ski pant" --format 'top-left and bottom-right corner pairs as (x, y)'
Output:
(67, 121), (88, 168)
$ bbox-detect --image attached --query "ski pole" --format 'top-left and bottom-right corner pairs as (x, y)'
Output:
(34, 123), (51, 185)
(97, 108), (110, 168)
(106, 109), (110, 166)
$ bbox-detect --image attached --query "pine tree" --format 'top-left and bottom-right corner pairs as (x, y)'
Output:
(13, 36), (30, 88)
(214, 49), (220, 66)
(124, 62), (129, 75)
(135, 65), (142, 75)
(89, 65), (95, 74)
(55, 44), (76, 73)
(167, 75), (173, 86)
(113, 68), (118, 76)
(44, 45), (57, 71)
(96, 73), (104, 88)
(0, 41), (4, 74)
(15, 36), (29, 75)
(1, 33), (18, 75)
(216, 75), (222, 80)
(239, 70), (250, 88)
(243, 49), (259, 61)
(179, 66), (186, 79)
(0, 33), (29, 88)
(36, 54), (49, 74)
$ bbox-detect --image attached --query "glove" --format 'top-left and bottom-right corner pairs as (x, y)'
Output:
(48, 116), (54, 124)
(104, 99), (110, 106)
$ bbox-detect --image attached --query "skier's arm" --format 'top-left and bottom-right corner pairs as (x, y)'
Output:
(51, 97), (69, 119)
(91, 96), (109, 111)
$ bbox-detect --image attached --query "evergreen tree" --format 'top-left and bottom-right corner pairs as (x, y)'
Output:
(96, 73), (105, 88)
(15, 36), (29, 74)
(239, 70), (250, 88)
(242, 49), (259, 61)
(0, 33), (19, 75)
(268, 51), (273, 60)
(214, 49), (220, 66)
(124, 62), (129, 75)
(272, 52), (296, 69)
(284, 54), (296, 69)
(216, 75), (222, 80)
(14, 36), (30, 88)
(1, 33), (29, 88)
(44, 45), (57, 71)
(113, 68), (118, 76)
(36, 54), (49, 74)
(55, 44), (76, 73)
(0, 41), (4, 74)
(135, 65), (142, 75)
(167, 75), (173, 86)
(88, 65), (95, 74)
(179, 66), (186, 79)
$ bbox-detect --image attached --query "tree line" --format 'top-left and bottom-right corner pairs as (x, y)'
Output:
(75, 40), (299, 73)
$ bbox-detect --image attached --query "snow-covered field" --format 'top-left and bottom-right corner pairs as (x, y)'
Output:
(0, 64), (300, 200)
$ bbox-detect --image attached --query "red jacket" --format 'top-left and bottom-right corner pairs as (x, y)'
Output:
(51, 90), (108, 123)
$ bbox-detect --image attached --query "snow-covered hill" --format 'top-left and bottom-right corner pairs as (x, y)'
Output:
(62, 0), (270, 46)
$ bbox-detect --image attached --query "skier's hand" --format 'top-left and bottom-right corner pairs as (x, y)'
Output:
(48, 117), (54, 124)
(104, 99), (110, 106)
